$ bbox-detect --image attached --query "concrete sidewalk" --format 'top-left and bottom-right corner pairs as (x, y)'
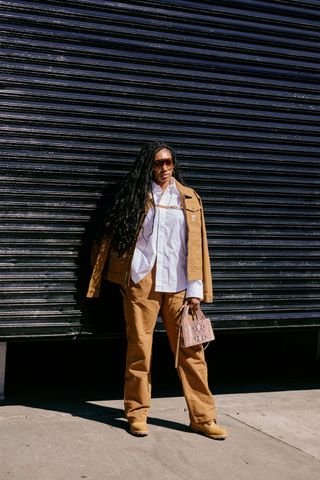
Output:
(0, 388), (319, 480)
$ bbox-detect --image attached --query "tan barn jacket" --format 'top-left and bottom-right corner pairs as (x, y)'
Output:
(86, 180), (213, 303)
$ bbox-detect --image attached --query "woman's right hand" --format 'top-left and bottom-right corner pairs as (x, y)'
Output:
(185, 297), (201, 313)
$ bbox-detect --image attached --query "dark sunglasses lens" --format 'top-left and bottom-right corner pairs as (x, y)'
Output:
(153, 160), (173, 170)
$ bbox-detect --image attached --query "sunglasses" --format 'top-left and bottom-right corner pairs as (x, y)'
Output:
(152, 159), (174, 171)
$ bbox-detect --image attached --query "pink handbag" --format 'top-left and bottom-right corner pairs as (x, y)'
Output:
(175, 303), (215, 367)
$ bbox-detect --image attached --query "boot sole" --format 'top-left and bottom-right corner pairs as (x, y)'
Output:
(190, 425), (227, 440)
(129, 430), (148, 437)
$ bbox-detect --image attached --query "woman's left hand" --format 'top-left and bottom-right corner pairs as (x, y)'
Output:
(186, 297), (201, 313)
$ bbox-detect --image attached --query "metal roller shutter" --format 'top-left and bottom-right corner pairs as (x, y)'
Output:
(0, 0), (319, 338)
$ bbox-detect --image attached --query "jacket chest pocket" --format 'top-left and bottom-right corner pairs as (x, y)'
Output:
(185, 204), (202, 229)
(184, 203), (202, 253)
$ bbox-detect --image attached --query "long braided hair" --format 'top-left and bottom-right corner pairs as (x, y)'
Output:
(104, 141), (184, 255)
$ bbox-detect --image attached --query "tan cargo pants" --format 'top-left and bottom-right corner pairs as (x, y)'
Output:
(122, 269), (216, 424)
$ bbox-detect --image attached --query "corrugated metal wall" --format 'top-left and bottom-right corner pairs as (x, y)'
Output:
(1, 0), (319, 339)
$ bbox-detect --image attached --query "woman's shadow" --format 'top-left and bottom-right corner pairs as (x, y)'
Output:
(4, 394), (189, 435)
(74, 176), (126, 339)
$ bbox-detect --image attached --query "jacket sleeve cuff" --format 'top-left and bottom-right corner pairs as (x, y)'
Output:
(186, 280), (203, 300)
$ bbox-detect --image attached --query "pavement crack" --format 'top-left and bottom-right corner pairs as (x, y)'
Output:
(224, 413), (320, 462)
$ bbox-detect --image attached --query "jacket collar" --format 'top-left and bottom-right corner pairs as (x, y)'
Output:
(174, 179), (194, 199)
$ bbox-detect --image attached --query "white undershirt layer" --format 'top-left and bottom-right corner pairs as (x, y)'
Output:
(131, 179), (203, 299)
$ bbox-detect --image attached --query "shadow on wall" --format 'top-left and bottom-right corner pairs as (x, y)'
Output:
(74, 174), (126, 338)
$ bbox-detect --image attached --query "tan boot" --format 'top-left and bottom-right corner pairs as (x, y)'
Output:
(129, 421), (148, 437)
(190, 420), (228, 440)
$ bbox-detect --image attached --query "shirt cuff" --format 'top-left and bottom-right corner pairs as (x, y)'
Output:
(186, 280), (203, 300)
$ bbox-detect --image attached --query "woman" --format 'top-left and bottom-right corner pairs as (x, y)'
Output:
(87, 141), (227, 440)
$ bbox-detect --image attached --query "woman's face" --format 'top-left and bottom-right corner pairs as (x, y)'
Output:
(152, 148), (174, 189)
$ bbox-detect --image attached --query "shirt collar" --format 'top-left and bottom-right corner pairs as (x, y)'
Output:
(152, 177), (177, 194)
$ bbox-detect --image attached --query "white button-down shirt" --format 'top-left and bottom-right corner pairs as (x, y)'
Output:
(131, 179), (203, 299)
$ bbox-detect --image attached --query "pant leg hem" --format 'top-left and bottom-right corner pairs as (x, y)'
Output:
(190, 415), (216, 424)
